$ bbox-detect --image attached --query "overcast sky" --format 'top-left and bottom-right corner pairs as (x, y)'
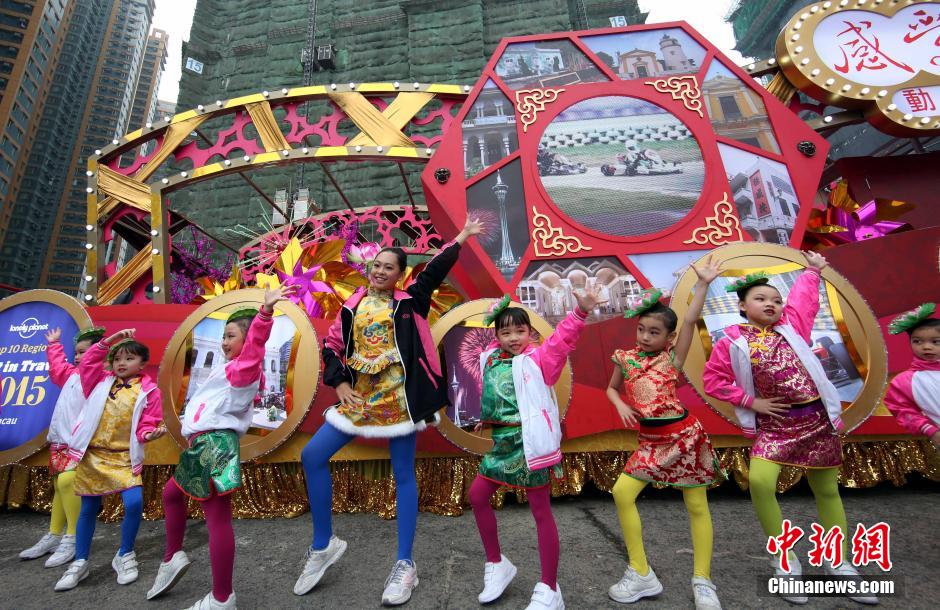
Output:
(155, 0), (748, 104)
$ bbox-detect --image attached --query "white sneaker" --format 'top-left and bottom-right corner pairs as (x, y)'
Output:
(771, 554), (808, 605)
(147, 550), (192, 599)
(54, 559), (89, 591)
(478, 554), (517, 603)
(293, 536), (347, 595)
(20, 532), (61, 559)
(45, 535), (76, 568)
(184, 591), (236, 609)
(112, 550), (139, 585)
(381, 559), (419, 606)
(692, 576), (722, 610)
(525, 582), (564, 610)
(824, 561), (879, 605)
(608, 566), (663, 603)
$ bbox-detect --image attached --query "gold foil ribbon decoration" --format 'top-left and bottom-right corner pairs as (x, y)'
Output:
(515, 88), (565, 133)
(3, 441), (936, 519)
(644, 75), (704, 118)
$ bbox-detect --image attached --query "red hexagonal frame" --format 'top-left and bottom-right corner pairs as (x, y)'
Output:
(422, 22), (829, 301)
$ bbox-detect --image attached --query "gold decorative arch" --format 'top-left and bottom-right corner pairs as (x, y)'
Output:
(83, 83), (468, 305)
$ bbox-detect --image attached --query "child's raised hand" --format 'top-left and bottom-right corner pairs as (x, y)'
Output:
(751, 397), (791, 418)
(802, 250), (828, 271)
(931, 430), (940, 451)
(105, 328), (135, 345)
(574, 283), (607, 313)
(45, 328), (62, 343)
(143, 424), (167, 442)
(263, 284), (298, 310)
(691, 255), (722, 284)
(456, 216), (484, 244)
(614, 402), (639, 428)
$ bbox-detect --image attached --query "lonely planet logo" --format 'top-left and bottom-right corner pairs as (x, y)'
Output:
(9, 317), (49, 339)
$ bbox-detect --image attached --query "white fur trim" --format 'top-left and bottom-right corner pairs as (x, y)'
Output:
(324, 407), (440, 438)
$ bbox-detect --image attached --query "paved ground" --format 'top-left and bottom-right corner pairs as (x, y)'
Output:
(2, 479), (937, 609)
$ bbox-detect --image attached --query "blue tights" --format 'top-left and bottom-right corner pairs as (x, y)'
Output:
(301, 422), (418, 561)
(75, 486), (143, 560)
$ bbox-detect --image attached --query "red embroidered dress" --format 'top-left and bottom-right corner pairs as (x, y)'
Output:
(612, 348), (721, 487)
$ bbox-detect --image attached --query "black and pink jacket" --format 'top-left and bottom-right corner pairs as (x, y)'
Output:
(322, 240), (461, 426)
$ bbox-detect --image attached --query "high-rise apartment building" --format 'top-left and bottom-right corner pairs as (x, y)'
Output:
(0, 0), (72, 252)
(172, 0), (646, 239)
(0, 0), (154, 295)
(127, 27), (167, 132)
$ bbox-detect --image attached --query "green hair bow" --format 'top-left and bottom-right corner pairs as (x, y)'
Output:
(226, 307), (259, 324)
(725, 272), (770, 293)
(623, 288), (663, 319)
(888, 303), (936, 335)
(483, 294), (513, 326)
(74, 326), (106, 346)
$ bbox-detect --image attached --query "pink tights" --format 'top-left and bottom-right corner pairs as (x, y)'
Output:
(468, 475), (559, 589)
(162, 478), (234, 603)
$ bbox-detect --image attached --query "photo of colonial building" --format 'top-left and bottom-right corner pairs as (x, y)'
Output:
(582, 27), (706, 80)
(495, 40), (606, 89)
(516, 256), (642, 323)
(719, 143), (798, 245)
(702, 61), (780, 154)
(462, 81), (519, 178)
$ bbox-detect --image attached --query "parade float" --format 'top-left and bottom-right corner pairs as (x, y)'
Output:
(2, 1), (938, 520)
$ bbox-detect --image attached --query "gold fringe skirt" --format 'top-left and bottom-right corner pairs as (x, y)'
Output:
(2, 440), (937, 521)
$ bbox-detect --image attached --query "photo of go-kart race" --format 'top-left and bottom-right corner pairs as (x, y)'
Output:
(600, 141), (684, 177)
(538, 95), (704, 237)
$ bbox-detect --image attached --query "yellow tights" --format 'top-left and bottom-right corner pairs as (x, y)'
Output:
(749, 458), (847, 553)
(49, 470), (81, 536)
(612, 473), (713, 579)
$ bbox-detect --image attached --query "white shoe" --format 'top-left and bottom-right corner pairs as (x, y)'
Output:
(20, 532), (61, 559)
(54, 559), (89, 591)
(692, 576), (722, 610)
(147, 550), (191, 599)
(478, 554), (517, 603)
(382, 559), (419, 606)
(293, 536), (347, 595)
(772, 554), (808, 605)
(608, 566), (663, 603)
(45, 535), (76, 568)
(112, 550), (139, 585)
(525, 582), (564, 610)
(184, 591), (236, 609)
(824, 561), (879, 605)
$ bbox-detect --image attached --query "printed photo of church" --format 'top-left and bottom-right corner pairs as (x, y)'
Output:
(462, 80), (519, 178)
(582, 27), (706, 80)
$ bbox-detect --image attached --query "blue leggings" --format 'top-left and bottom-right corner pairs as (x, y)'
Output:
(75, 486), (143, 560)
(301, 422), (418, 561)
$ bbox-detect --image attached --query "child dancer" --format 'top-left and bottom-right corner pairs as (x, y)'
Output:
(148, 286), (295, 610)
(883, 303), (939, 451)
(469, 286), (604, 610)
(604, 258), (723, 610)
(702, 251), (877, 605)
(19, 327), (105, 568)
(55, 329), (165, 592)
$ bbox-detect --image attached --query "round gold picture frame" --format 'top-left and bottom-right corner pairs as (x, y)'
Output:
(671, 243), (887, 433)
(0, 289), (92, 466)
(431, 298), (573, 455)
(158, 289), (320, 461)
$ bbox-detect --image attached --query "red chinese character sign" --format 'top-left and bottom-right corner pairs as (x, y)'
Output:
(422, 23), (828, 306)
(776, 0), (940, 137)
